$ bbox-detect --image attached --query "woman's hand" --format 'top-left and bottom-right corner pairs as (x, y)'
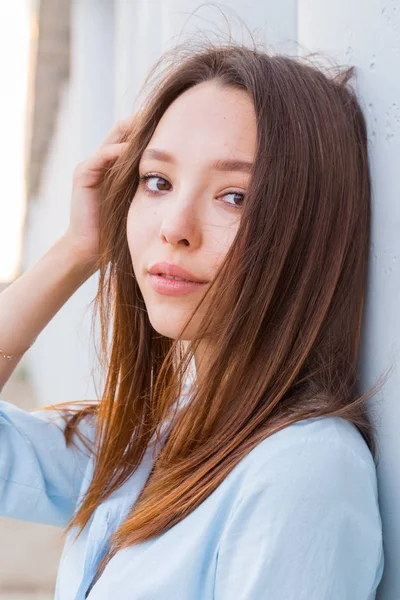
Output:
(63, 115), (136, 268)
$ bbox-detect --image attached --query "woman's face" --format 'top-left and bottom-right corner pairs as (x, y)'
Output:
(127, 80), (257, 340)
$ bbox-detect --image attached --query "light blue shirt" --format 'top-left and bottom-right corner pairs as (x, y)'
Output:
(0, 385), (384, 599)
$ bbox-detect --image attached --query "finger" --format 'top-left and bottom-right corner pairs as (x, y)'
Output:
(88, 142), (130, 170)
(100, 114), (138, 147)
(74, 143), (129, 185)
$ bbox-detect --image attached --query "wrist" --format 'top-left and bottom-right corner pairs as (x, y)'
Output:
(57, 234), (99, 277)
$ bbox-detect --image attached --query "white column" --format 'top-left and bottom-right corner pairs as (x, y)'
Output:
(26, 0), (116, 405)
(71, 0), (116, 157)
(114, 0), (165, 119)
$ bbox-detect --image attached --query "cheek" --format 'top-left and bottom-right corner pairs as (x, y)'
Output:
(126, 199), (156, 265)
(206, 220), (239, 273)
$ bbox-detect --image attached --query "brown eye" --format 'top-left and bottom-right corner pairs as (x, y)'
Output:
(139, 174), (172, 195)
(223, 191), (245, 208)
(149, 176), (170, 191)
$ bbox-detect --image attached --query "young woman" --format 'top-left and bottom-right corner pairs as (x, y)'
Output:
(0, 41), (389, 599)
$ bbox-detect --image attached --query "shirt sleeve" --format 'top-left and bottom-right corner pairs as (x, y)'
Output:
(0, 399), (96, 527)
(214, 433), (384, 599)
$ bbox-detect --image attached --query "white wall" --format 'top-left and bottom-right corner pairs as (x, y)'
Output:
(114, 0), (297, 119)
(298, 4), (400, 597)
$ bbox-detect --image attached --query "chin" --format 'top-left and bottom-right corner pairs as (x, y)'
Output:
(146, 305), (198, 341)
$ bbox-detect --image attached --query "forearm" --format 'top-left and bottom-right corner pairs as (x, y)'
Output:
(0, 235), (96, 389)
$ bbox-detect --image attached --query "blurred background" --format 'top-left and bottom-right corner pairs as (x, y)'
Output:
(0, 0), (399, 599)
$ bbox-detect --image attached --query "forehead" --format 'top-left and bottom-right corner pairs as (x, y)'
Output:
(142, 81), (257, 166)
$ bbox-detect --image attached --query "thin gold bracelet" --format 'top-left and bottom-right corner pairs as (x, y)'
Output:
(0, 345), (32, 361)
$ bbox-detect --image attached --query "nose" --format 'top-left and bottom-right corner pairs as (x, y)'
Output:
(159, 197), (202, 249)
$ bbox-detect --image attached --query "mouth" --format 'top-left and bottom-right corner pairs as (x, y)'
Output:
(148, 262), (208, 285)
(147, 273), (207, 296)
(157, 273), (193, 282)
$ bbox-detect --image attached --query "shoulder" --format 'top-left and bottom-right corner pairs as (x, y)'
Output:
(233, 416), (379, 504)
(215, 417), (384, 598)
(242, 414), (375, 469)
(222, 416), (382, 553)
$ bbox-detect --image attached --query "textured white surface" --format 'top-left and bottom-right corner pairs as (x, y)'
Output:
(298, 6), (400, 598)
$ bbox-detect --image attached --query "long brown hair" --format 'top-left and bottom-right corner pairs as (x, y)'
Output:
(42, 39), (391, 576)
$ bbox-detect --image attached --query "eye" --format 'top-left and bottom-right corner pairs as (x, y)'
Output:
(138, 173), (171, 195)
(221, 191), (245, 209)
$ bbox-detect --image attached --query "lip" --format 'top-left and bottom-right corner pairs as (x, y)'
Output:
(148, 262), (208, 283)
(147, 262), (208, 296)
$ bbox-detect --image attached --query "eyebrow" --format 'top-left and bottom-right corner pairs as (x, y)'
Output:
(141, 148), (253, 174)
